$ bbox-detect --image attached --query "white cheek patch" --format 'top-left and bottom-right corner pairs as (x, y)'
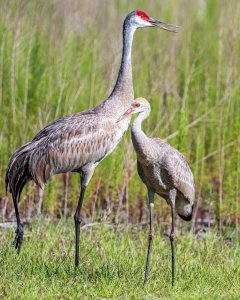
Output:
(134, 15), (151, 27)
(139, 17), (151, 26)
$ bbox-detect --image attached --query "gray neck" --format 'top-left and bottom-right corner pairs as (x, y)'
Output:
(131, 110), (150, 152)
(109, 20), (136, 101)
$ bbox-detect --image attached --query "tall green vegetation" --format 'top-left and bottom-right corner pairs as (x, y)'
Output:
(0, 0), (239, 228)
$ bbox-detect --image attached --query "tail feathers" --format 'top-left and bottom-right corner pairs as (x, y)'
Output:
(6, 143), (33, 202)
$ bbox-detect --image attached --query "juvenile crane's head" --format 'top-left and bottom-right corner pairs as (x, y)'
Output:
(117, 98), (151, 122)
(125, 10), (179, 32)
(176, 200), (194, 222)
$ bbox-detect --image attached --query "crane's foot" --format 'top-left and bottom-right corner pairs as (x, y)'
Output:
(13, 223), (24, 255)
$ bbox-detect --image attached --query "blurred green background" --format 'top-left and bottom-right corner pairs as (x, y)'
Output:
(0, 0), (239, 231)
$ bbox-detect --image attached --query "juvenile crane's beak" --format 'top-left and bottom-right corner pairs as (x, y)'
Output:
(149, 18), (179, 33)
(116, 107), (135, 123)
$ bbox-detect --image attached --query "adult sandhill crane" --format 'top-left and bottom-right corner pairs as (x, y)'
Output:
(5, 11), (178, 266)
(118, 98), (195, 286)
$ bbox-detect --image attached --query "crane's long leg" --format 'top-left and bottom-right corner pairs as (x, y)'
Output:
(74, 185), (86, 267)
(144, 189), (155, 285)
(74, 166), (95, 267)
(169, 188), (176, 287)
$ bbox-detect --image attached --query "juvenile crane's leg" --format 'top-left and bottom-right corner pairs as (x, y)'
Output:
(169, 188), (177, 287)
(144, 189), (155, 285)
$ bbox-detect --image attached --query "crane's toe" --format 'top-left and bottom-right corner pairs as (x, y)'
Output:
(13, 224), (24, 254)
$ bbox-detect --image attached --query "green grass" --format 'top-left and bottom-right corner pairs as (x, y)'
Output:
(0, 221), (239, 299)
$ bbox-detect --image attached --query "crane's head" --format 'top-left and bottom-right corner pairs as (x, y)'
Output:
(117, 98), (151, 122)
(176, 200), (194, 222)
(126, 10), (179, 33)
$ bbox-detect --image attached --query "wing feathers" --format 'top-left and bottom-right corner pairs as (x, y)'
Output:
(164, 151), (195, 203)
(27, 116), (120, 186)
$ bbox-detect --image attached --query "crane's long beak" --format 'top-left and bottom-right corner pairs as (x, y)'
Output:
(116, 107), (135, 123)
(149, 18), (179, 33)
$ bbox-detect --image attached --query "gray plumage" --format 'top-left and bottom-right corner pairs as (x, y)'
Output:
(5, 11), (178, 266)
(118, 97), (195, 286)
(134, 132), (195, 219)
(6, 110), (129, 191)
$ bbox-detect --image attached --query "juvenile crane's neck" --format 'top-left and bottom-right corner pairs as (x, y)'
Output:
(131, 111), (150, 153)
(109, 20), (135, 105)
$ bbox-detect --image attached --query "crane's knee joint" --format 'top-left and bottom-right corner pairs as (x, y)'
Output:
(149, 228), (155, 240)
(74, 214), (82, 225)
(170, 231), (176, 241)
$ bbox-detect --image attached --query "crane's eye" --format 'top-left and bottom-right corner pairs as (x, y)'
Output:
(134, 103), (140, 108)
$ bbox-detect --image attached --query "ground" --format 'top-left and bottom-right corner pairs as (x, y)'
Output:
(0, 220), (239, 299)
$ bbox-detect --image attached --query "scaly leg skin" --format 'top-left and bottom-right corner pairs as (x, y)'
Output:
(169, 188), (176, 287)
(144, 189), (155, 285)
(74, 185), (86, 267)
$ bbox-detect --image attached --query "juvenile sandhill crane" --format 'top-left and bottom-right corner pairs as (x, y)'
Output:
(118, 98), (195, 286)
(5, 11), (178, 266)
